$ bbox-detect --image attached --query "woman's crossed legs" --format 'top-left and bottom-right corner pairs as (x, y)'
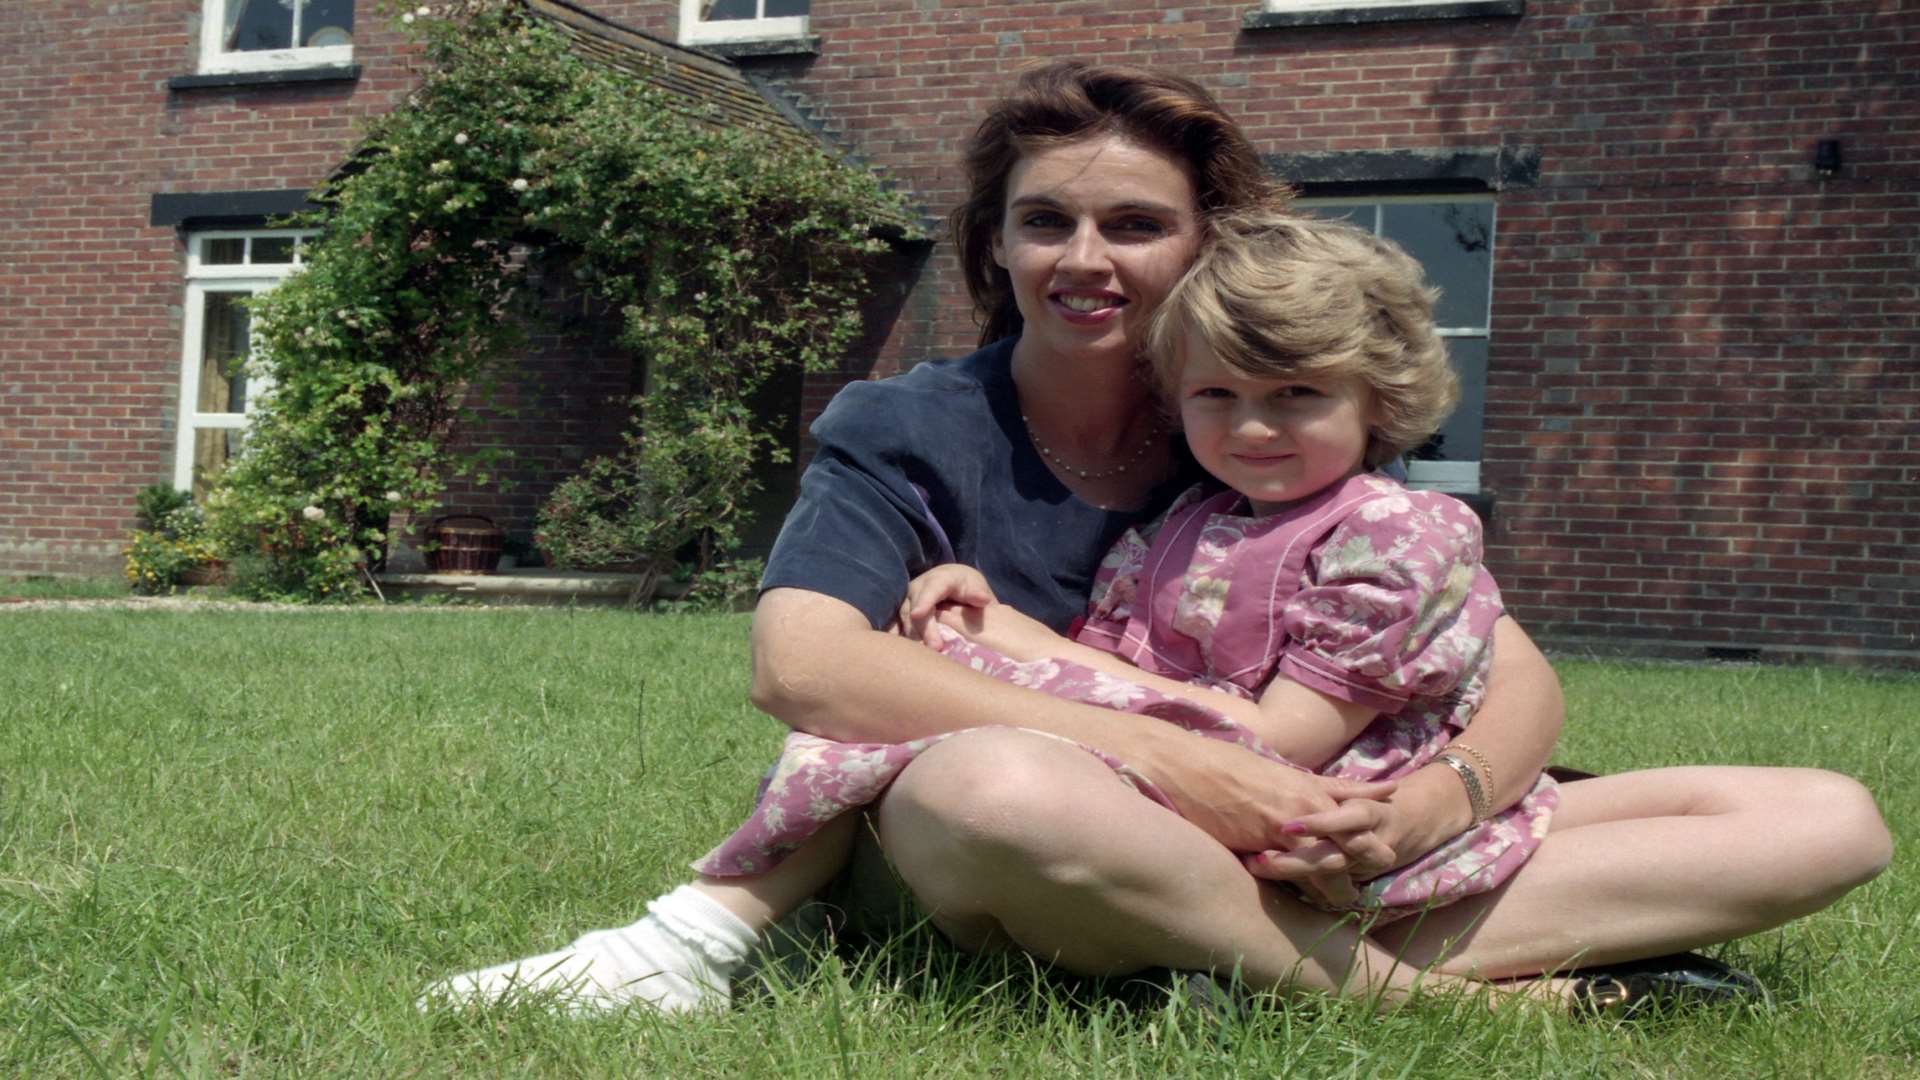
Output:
(875, 728), (1891, 999)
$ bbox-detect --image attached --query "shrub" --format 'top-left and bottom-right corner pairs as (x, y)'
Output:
(124, 497), (221, 595)
(534, 417), (755, 581)
(205, 2), (913, 603)
(135, 484), (193, 532)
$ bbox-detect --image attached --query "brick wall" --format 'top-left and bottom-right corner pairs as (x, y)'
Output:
(729, 0), (1918, 664)
(4, 1), (1914, 663)
(0, 2), (421, 574)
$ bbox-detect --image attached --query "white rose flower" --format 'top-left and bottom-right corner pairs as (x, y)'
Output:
(417, 5), (432, 14)
(511, 178), (530, 192)
(453, 132), (469, 146)
(401, 12), (414, 23)
(302, 505), (326, 522)
(385, 490), (404, 502)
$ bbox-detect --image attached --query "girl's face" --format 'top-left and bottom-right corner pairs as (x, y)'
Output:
(993, 134), (1201, 369)
(1176, 341), (1377, 515)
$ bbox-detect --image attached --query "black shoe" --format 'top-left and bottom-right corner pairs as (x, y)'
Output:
(1173, 970), (1251, 1029)
(1568, 952), (1765, 1020)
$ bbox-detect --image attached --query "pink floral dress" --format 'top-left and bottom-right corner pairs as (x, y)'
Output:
(694, 472), (1559, 922)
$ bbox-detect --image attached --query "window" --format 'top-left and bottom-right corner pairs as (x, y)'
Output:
(1299, 195), (1494, 494)
(174, 230), (312, 498)
(199, 0), (354, 75)
(679, 0), (808, 46)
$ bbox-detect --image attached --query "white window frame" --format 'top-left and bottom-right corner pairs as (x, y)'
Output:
(198, 0), (354, 76)
(1297, 193), (1495, 495)
(678, 0), (808, 45)
(173, 230), (313, 493)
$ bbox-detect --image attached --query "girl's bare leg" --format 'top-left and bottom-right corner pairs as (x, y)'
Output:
(1373, 766), (1892, 978)
(696, 811), (858, 929)
(424, 816), (859, 1013)
(873, 727), (1482, 1001)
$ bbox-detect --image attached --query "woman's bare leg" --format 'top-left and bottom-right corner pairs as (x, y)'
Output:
(874, 728), (1476, 1000)
(1374, 766), (1892, 979)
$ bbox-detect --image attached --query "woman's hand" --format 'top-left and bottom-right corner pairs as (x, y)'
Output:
(1136, 733), (1397, 857)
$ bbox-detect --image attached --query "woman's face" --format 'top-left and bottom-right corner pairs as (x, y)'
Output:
(992, 134), (1201, 369)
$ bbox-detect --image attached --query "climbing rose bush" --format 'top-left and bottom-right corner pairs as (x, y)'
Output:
(208, 0), (915, 601)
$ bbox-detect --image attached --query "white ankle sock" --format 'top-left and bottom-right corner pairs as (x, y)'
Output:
(423, 885), (760, 1015)
(561, 884), (759, 1013)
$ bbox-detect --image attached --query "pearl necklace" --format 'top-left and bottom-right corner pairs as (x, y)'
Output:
(1022, 414), (1162, 481)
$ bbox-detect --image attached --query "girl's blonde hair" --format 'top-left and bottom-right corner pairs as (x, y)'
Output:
(1145, 210), (1459, 468)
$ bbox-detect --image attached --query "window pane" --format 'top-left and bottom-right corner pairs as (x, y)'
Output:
(226, 0), (295, 52)
(251, 236), (296, 264)
(1412, 336), (1486, 464)
(192, 428), (245, 502)
(765, 0), (809, 16)
(303, 0), (354, 47)
(199, 292), (252, 414)
(204, 238), (245, 265)
(1382, 202), (1492, 330)
(704, 0), (760, 21)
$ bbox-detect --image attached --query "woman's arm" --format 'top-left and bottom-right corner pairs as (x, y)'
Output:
(750, 586), (1395, 856)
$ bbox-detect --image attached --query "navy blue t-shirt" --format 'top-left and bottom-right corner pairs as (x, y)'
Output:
(760, 338), (1200, 633)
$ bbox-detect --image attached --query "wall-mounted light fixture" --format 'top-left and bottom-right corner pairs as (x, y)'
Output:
(1813, 139), (1843, 179)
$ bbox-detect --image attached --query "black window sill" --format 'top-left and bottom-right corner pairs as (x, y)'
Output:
(1243, 1), (1522, 30)
(1265, 146), (1542, 194)
(695, 36), (821, 59)
(150, 189), (320, 230)
(168, 64), (362, 92)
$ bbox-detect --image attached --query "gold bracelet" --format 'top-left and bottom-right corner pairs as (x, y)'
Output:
(1449, 742), (1495, 802)
(1436, 751), (1493, 823)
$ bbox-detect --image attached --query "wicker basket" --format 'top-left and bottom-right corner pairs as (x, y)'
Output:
(429, 515), (504, 575)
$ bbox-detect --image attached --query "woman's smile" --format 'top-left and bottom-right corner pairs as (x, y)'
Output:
(1053, 289), (1127, 320)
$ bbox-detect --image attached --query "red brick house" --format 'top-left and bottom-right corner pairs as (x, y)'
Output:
(2, 0), (1913, 664)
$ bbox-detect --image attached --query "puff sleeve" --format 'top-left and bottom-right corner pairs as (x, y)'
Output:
(1275, 489), (1503, 718)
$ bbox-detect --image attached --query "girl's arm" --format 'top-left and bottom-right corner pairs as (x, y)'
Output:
(907, 564), (1375, 769)
(1261, 616), (1564, 878)
(750, 586), (1396, 858)
(914, 592), (1368, 762)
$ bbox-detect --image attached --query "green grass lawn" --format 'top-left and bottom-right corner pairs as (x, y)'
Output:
(0, 576), (130, 601)
(1, 607), (1913, 1077)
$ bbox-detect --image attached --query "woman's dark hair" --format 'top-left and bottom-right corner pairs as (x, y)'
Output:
(951, 60), (1284, 346)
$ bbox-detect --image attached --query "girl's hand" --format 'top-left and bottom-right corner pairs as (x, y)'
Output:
(898, 564), (997, 637)
(1241, 850), (1362, 907)
(931, 601), (1065, 662)
(1257, 797), (1407, 881)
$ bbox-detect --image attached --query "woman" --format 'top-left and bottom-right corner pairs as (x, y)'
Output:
(433, 61), (1890, 1014)
(743, 61), (1889, 1004)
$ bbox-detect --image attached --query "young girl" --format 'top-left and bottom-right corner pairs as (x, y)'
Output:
(427, 211), (1562, 1014)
